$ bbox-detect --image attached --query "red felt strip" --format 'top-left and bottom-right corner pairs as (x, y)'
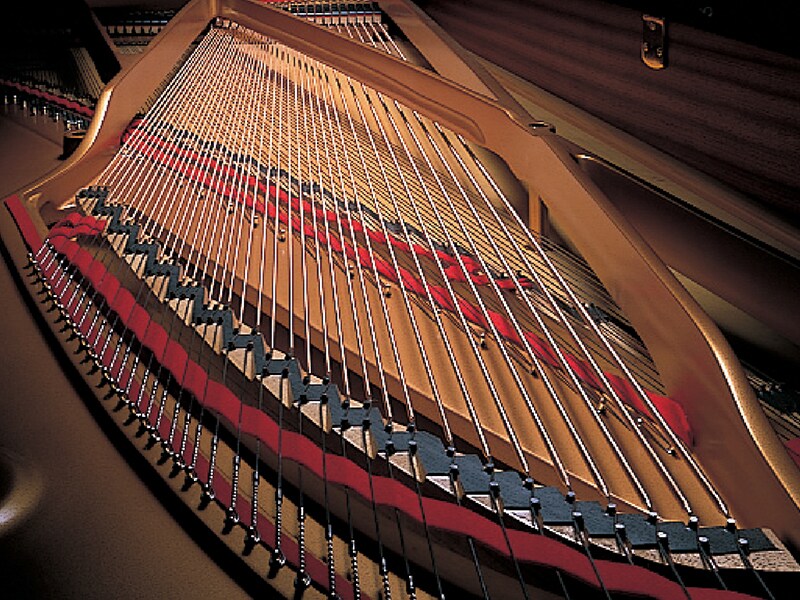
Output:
(72, 248), (94, 274)
(646, 390), (694, 446)
(204, 380), (241, 426)
(457, 296), (488, 328)
(50, 236), (69, 254)
(128, 304), (151, 341)
(4, 195), (43, 250)
(86, 260), (107, 288)
(142, 321), (169, 363)
(564, 353), (602, 390)
(162, 340), (189, 386)
(183, 359), (209, 402)
(606, 373), (652, 418)
(110, 287), (136, 324)
(61, 240), (80, 262)
(98, 275), (121, 304)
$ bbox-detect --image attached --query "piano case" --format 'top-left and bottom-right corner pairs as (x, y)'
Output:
(416, 0), (800, 228)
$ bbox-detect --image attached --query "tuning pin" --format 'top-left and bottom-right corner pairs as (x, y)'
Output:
(738, 537), (750, 555)
(657, 530), (669, 549)
(295, 571), (311, 590)
(449, 463), (459, 480)
(385, 439), (396, 456)
(184, 457), (198, 479)
(247, 524), (261, 545)
(270, 547), (286, 569)
(489, 480), (500, 498)
(530, 496), (541, 516)
(202, 484), (216, 502)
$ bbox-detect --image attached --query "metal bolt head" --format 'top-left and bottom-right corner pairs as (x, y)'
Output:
(738, 538), (750, 554)
(615, 522), (627, 537)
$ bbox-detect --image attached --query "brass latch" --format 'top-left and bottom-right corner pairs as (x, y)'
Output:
(642, 15), (667, 70)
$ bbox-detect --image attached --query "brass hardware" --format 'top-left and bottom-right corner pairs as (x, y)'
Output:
(529, 120), (556, 134)
(642, 15), (667, 70)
